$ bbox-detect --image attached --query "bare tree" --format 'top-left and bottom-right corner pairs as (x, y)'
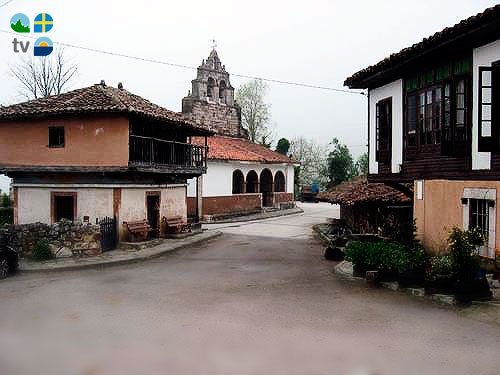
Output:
(235, 79), (274, 144)
(9, 49), (78, 99)
(289, 136), (329, 189)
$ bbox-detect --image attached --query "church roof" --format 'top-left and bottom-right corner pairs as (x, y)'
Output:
(0, 82), (212, 135)
(193, 135), (297, 164)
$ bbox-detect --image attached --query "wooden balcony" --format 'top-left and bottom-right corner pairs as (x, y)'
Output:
(129, 135), (207, 174)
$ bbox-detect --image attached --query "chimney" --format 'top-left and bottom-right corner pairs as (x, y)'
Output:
(118, 82), (124, 90)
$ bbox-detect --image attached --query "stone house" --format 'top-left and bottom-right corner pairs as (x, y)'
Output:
(0, 81), (211, 247)
(183, 49), (297, 219)
(345, 5), (500, 258)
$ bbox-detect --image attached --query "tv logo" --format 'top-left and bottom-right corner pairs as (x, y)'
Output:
(10, 13), (54, 56)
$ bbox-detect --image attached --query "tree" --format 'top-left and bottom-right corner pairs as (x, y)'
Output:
(9, 48), (78, 99)
(275, 138), (290, 155)
(1, 193), (10, 208)
(289, 136), (329, 189)
(355, 152), (369, 176)
(235, 79), (274, 144)
(326, 138), (355, 186)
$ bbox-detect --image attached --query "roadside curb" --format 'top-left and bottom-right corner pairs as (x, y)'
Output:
(333, 261), (457, 306)
(19, 230), (223, 273)
(203, 207), (304, 224)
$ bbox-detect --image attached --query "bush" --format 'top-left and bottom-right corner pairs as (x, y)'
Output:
(447, 227), (483, 283)
(345, 240), (422, 273)
(0, 207), (13, 226)
(430, 255), (453, 276)
(32, 239), (53, 261)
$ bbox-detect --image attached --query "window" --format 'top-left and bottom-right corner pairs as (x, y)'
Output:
(375, 98), (392, 163)
(207, 77), (215, 98)
(232, 170), (245, 194)
(51, 192), (77, 223)
(49, 126), (65, 148)
(219, 80), (226, 101)
(469, 199), (489, 242)
(405, 58), (471, 157)
(478, 65), (499, 152)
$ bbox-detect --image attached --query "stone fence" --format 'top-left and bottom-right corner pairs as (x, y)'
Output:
(0, 219), (102, 259)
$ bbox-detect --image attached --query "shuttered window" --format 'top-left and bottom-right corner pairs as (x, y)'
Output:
(376, 98), (392, 163)
(478, 66), (499, 152)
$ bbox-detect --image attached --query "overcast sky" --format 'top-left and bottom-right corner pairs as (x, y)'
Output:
(0, 0), (498, 193)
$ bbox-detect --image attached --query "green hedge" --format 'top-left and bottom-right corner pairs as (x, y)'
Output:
(0, 207), (13, 226)
(345, 240), (427, 273)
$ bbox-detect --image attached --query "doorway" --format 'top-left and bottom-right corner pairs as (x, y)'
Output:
(260, 169), (274, 207)
(51, 192), (77, 223)
(146, 192), (161, 237)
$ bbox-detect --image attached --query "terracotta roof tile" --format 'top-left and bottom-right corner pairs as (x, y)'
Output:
(0, 83), (212, 135)
(193, 136), (297, 164)
(317, 177), (412, 206)
(345, 4), (500, 88)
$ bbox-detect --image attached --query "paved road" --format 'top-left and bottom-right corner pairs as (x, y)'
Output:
(0, 203), (499, 375)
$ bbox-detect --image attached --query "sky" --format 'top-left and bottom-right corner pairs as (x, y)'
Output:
(0, 0), (498, 193)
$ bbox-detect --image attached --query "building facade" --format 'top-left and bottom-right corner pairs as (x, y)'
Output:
(0, 82), (210, 243)
(183, 50), (296, 219)
(345, 5), (500, 258)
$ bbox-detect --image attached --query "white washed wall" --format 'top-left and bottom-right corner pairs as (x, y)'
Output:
(187, 160), (294, 197)
(368, 79), (403, 174)
(472, 39), (500, 170)
(18, 187), (113, 224)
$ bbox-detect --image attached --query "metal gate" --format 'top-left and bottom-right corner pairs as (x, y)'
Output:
(99, 216), (117, 252)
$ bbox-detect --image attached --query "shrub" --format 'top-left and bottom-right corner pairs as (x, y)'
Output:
(447, 227), (483, 282)
(345, 240), (420, 273)
(0, 207), (13, 226)
(32, 239), (53, 261)
(430, 255), (453, 276)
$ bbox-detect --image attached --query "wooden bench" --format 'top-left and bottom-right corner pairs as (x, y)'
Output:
(125, 219), (153, 242)
(163, 216), (189, 235)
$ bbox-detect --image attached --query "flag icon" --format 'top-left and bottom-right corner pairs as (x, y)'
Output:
(34, 13), (53, 33)
(34, 37), (53, 56)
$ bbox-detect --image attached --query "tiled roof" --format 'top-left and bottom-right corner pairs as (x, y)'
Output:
(345, 4), (500, 88)
(0, 83), (212, 135)
(317, 177), (412, 206)
(193, 135), (297, 164)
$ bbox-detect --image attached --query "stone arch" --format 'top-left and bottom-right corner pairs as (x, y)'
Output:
(260, 168), (274, 207)
(246, 170), (258, 193)
(232, 169), (245, 194)
(207, 77), (215, 98)
(219, 80), (226, 101)
(274, 171), (286, 192)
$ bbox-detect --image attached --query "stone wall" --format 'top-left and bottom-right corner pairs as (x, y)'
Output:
(182, 99), (245, 138)
(0, 219), (102, 258)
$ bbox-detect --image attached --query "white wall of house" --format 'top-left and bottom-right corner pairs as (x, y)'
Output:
(16, 184), (187, 225)
(368, 79), (404, 174)
(472, 39), (500, 170)
(187, 160), (294, 197)
(18, 187), (113, 224)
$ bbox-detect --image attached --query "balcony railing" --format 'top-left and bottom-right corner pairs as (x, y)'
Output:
(129, 135), (207, 171)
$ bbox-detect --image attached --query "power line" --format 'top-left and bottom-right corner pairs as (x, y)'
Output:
(0, 29), (365, 96)
(0, 0), (14, 8)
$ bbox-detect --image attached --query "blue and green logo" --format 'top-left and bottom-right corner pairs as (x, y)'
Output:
(10, 13), (30, 33)
(10, 12), (54, 56)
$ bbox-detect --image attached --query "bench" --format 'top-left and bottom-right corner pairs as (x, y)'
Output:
(162, 216), (189, 236)
(124, 219), (153, 242)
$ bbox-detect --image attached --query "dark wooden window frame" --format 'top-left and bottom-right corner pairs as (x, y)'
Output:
(478, 61), (500, 152)
(50, 192), (77, 224)
(404, 72), (471, 159)
(375, 97), (392, 163)
(48, 126), (65, 148)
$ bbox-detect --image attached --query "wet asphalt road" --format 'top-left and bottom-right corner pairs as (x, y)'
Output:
(0, 203), (499, 375)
